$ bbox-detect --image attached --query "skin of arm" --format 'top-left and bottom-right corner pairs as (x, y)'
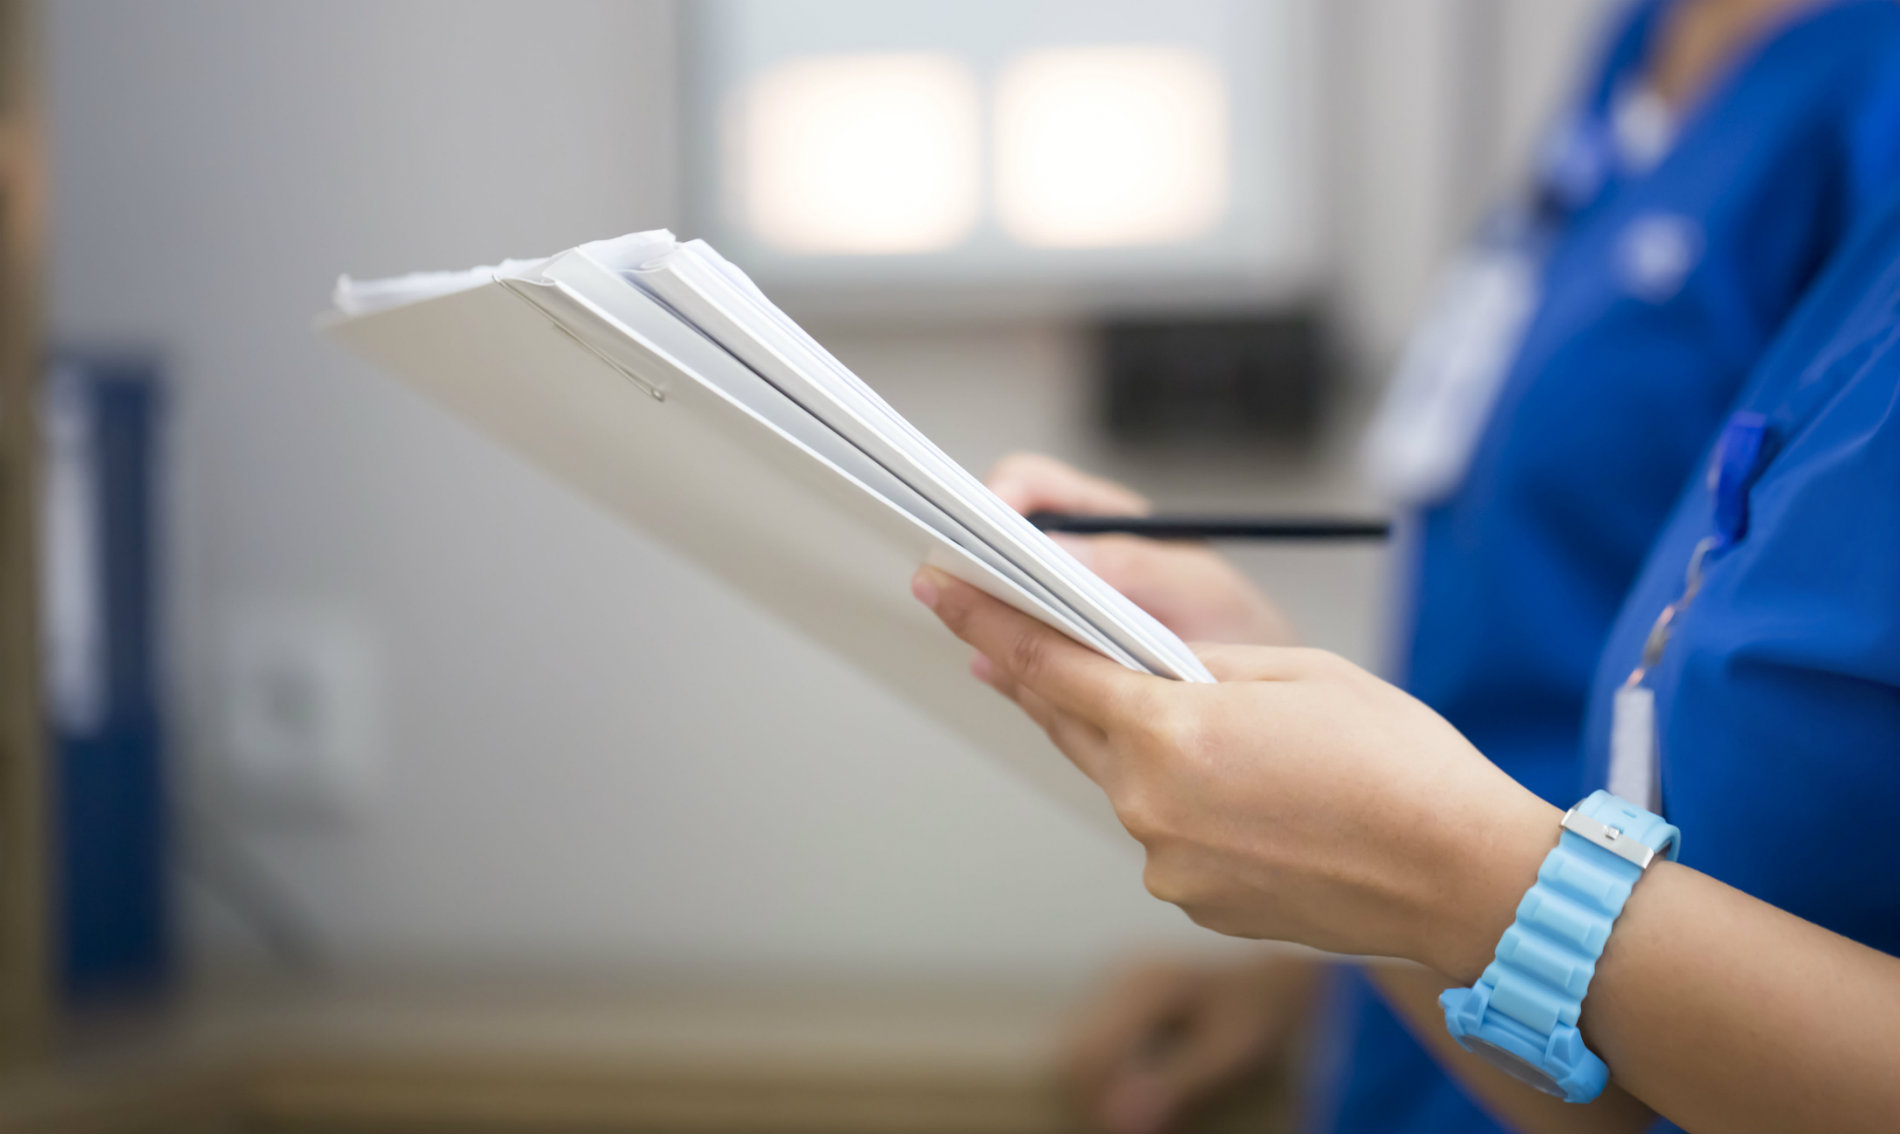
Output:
(983, 3), (1830, 1126)
(912, 567), (1900, 1133)
(1355, 7), (1842, 1125)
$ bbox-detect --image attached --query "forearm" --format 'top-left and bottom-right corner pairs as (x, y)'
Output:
(1429, 805), (1900, 1132)
(909, 576), (1900, 1130)
(1575, 861), (1900, 1132)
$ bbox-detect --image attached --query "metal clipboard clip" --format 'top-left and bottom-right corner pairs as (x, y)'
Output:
(494, 275), (666, 402)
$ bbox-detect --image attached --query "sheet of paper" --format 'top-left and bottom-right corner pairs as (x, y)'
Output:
(512, 253), (1141, 670)
(322, 274), (1132, 829)
(322, 229), (1229, 829)
(626, 242), (1214, 683)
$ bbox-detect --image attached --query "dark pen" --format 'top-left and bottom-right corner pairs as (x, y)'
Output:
(1027, 512), (1392, 541)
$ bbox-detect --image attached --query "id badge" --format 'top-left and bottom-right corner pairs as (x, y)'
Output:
(1363, 245), (1540, 505)
(1606, 683), (1660, 813)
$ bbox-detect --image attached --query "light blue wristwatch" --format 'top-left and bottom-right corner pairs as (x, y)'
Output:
(1440, 790), (1679, 1102)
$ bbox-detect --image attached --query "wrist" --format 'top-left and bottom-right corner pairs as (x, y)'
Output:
(1423, 792), (1563, 985)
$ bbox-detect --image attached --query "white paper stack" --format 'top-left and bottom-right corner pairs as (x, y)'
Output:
(323, 230), (1211, 828)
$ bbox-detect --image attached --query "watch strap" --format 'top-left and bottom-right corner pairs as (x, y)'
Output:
(1441, 791), (1680, 1102)
(1484, 790), (1679, 1035)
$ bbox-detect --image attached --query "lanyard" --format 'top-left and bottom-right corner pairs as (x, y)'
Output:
(1606, 411), (1769, 811)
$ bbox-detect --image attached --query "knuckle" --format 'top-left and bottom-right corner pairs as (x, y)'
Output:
(1134, 696), (1204, 763)
(1111, 767), (1184, 846)
(1113, 784), (1165, 843)
(1141, 858), (1183, 905)
(1005, 627), (1050, 685)
(1140, 856), (1234, 931)
(931, 584), (973, 635)
(1140, 852), (1208, 912)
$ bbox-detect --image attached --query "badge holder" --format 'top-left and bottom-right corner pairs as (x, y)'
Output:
(1607, 412), (1768, 811)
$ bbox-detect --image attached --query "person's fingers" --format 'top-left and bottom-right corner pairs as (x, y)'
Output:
(1060, 533), (1153, 584)
(1048, 531), (1099, 570)
(1062, 964), (1199, 1126)
(1097, 1046), (1254, 1134)
(1096, 1073), (1176, 1134)
(1014, 684), (1111, 768)
(1193, 642), (1332, 684)
(987, 452), (1151, 517)
(914, 568), (1154, 732)
(1120, 999), (1276, 1127)
(1086, 977), (1284, 1134)
(1049, 535), (1174, 607)
(966, 623), (1119, 783)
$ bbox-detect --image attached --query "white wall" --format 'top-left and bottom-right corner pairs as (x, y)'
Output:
(47, 0), (1607, 981)
(1325, 0), (1614, 370)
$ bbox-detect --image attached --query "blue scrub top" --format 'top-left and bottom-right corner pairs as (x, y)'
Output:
(1579, 173), (1900, 1134)
(1320, 3), (1900, 1132)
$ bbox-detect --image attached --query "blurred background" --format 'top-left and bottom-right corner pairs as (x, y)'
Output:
(0, 1), (1610, 1129)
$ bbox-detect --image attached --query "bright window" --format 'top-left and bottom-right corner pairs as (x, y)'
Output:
(731, 52), (982, 255)
(994, 46), (1229, 249)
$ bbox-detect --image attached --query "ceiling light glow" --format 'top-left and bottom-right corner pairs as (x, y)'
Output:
(995, 46), (1229, 249)
(733, 52), (982, 255)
